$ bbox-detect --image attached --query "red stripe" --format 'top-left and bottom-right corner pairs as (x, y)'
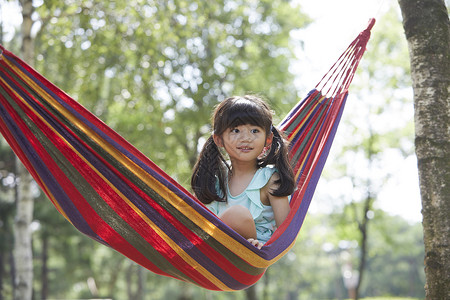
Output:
(289, 103), (324, 158)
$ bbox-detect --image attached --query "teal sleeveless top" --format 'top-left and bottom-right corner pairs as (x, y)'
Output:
(207, 166), (278, 243)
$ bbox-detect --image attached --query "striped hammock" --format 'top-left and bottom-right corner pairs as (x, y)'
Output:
(0, 19), (374, 291)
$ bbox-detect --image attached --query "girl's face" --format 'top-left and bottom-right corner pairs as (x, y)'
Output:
(214, 124), (272, 165)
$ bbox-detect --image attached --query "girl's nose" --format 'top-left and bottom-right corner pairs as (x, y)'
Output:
(241, 130), (252, 141)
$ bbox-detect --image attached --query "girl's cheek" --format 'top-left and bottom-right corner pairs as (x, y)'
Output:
(229, 134), (239, 142)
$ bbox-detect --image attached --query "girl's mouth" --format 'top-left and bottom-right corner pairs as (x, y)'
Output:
(238, 146), (253, 152)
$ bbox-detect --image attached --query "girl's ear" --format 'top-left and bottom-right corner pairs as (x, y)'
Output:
(265, 132), (274, 146)
(213, 134), (223, 147)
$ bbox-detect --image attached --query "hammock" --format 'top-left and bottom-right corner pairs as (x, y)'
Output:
(0, 19), (374, 291)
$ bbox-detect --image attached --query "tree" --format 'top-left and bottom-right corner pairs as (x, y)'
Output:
(397, 0), (450, 298)
(12, 1), (35, 299)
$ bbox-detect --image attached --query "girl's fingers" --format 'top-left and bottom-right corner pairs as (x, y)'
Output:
(247, 238), (264, 249)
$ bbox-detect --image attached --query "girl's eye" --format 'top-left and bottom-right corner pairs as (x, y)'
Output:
(231, 128), (239, 133)
(251, 128), (260, 133)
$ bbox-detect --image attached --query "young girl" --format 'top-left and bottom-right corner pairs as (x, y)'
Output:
(191, 95), (295, 249)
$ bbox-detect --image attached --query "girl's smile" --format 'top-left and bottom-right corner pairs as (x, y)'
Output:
(237, 146), (253, 152)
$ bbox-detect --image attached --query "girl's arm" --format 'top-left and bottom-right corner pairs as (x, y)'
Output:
(262, 173), (291, 228)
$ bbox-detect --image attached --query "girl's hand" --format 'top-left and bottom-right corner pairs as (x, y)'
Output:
(247, 238), (264, 249)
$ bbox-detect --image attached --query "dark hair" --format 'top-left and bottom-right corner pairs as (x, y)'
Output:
(191, 95), (295, 204)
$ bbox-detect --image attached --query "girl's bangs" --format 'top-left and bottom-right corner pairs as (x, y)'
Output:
(226, 102), (269, 129)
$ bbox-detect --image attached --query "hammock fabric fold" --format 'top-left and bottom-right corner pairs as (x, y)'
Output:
(0, 19), (374, 291)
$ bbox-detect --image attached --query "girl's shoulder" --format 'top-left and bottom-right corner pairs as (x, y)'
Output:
(258, 165), (281, 190)
(249, 165), (278, 190)
(259, 165), (278, 176)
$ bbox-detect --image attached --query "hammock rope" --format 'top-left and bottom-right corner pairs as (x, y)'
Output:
(0, 19), (374, 291)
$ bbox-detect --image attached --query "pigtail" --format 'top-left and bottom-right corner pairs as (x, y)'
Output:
(259, 127), (295, 197)
(191, 136), (228, 204)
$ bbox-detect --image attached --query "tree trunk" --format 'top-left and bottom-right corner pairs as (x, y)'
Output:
(355, 195), (370, 300)
(244, 284), (258, 300)
(13, 1), (35, 300)
(177, 282), (193, 300)
(397, 0), (450, 299)
(13, 161), (34, 300)
(126, 263), (133, 300)
(354, 135), (376, 300)
(106, 257), (125, 297)
(40, 234), (49, 300)
(9, 248), (15, 295)
(0, 250), (4, 300)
